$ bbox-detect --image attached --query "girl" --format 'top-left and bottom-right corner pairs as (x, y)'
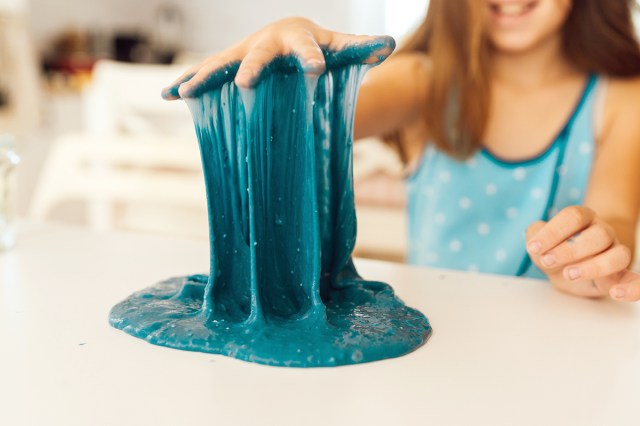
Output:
(163, 0), (640, 301)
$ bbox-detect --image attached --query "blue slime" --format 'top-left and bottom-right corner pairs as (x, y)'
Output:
(109, 46), (432, 367)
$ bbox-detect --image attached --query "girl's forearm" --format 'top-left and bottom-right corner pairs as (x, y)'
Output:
(600, 215), (637, 258)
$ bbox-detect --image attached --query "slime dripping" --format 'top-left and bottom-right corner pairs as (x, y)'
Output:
(109, 45), (432, 367)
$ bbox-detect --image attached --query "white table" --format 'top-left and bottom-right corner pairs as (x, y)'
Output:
(2, 223), (640, 426)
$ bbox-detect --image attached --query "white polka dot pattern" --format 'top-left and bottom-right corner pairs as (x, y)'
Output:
(438, 170), (451, 183)
(569, 188), (581, 200)
(423, 186), (435, 197)
(579, 142), (592, 155)
(458, 197), (472, 209)
(557, 165), (568, 176)
(449, 240), (462, 252)
(513, 167), (526, 181)
(530, 187), (543, 199)
(477, 223), (490, 235)
(485, 183), (497, 195)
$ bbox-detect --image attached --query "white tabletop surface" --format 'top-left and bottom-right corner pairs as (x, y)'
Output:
(2, 222), (640, 426)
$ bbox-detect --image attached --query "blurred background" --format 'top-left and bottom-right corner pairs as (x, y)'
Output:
(1, 0), (639, 263)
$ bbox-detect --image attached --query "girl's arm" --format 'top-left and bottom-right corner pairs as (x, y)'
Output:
(525, 77), (640, 301)
(354, 53), (431, 151)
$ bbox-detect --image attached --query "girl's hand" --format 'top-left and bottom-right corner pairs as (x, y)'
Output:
(526, 205), (640, 301)
(161, 17), (395, 100)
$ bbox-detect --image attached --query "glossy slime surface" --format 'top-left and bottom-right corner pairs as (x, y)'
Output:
(109, 46), (432, 367)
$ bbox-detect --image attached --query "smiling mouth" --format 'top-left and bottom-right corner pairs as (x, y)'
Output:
(489, 1), (537, 17)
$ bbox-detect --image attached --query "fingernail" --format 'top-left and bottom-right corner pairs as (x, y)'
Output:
(566, 267), (582, 280)
(527, 241), (542, 254)
(237, 68), (257, 79)
(235, 70), (256, 87)
(302, 58), (326, 73)
(177, 83), (192, 97)
(613, 287), (626, 299)
(541, 254), (556, 267)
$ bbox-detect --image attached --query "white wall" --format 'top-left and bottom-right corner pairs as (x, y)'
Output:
(384, 0), (428, 42)
(27, 0), (387, 54)
(0, 0), (27, 13)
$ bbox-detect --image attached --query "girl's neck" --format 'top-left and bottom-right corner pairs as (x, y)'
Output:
(489, 34), (581, 88)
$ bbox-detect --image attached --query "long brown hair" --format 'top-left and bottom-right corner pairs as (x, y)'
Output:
(390, 0), (640, 160)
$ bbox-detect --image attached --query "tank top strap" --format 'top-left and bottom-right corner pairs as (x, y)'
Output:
(558, 74), (599, 139)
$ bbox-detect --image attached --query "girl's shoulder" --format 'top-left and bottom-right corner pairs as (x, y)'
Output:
(600, 75), (640, 143)
(606, 74), (640, 88)
(605, 75), (640, 109)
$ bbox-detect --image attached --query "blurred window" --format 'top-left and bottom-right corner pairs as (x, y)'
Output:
(384, 0), (429, 43)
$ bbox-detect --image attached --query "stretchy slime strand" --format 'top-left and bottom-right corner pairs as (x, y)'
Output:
(110, 47), (432, 367)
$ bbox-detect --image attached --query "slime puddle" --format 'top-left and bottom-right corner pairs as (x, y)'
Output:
(110, 49), (432, 367)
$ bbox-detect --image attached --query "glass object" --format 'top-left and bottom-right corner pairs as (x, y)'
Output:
(0, 134), (20, 251)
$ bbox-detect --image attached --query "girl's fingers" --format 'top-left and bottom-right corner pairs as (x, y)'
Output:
(562, 244), (632, 282)
(163, 20), (395, 98)
(525, 220), (546, 241)
(526, 209), (636, 303)
(161, 68), (197, 100)
(178, 54), (242, 99)
(525, 221), (550, 271)
(527, 206), (595, 256)
(285, 31), (326, 75)
(162, 51), (231, 98)
(537, 222), (615, 269)
(235, 40), (284, 88)
(234, 33), (394, 87)
(609, 270), (640, 301)
(328, 34), (396, 64)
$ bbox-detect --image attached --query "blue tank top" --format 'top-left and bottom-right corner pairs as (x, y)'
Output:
(406, 75), (599, 278)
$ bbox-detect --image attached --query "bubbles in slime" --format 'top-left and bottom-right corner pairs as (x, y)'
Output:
(109, 43), (432, 367)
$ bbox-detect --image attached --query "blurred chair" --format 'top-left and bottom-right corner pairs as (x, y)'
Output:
(29, 60), (209, 238)
(352, 138), (407, 262)
(0, 8), (40, 141)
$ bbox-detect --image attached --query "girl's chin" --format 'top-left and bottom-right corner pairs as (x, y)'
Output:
(488, 34), (542, 54)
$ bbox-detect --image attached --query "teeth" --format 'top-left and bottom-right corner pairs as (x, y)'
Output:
(498, 3), (527, 16)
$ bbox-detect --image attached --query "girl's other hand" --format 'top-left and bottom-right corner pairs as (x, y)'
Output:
(526, 205), (640, 301)
(161, 17), (395, 100)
